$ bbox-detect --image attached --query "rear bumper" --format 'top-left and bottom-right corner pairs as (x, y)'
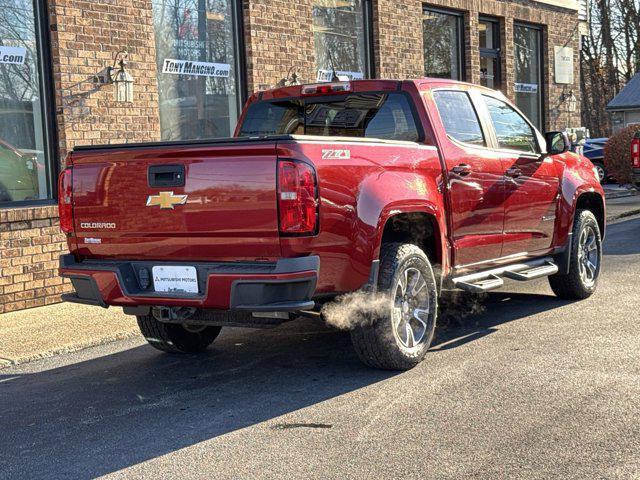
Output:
(59, 254), (319, 312)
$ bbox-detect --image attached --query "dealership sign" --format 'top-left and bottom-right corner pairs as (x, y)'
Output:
(0, 46), (26, 65)
(162, 59), (230, 78)
(554, 46), (574, 84)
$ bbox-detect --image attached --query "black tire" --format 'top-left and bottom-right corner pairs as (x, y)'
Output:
(350, 243), (438, 371)
(548, 209), (602, 300)
(137, 314), (222, 353)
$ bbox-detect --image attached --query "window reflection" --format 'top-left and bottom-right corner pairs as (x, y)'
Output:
(423, 8), (463, 80)
(312, 0), (367, 81)
(0, 0), (49, 204)
(153, 0), (239, 141)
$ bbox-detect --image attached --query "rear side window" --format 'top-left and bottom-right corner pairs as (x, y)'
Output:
(483, 95), (539, 153)
(433, 91), (486, 146)
(238, 100), (303, 136)
(238, 93), (420, 142)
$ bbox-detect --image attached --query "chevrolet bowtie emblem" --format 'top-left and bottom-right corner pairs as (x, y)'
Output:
(146, 191), (188, 209)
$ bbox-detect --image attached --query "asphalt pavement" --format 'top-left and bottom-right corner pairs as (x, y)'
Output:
(1, 216), (639, 479)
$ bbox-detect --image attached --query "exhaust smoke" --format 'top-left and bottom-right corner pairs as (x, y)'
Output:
(321, 291), (391, 331)
(320, 288), (487, 332)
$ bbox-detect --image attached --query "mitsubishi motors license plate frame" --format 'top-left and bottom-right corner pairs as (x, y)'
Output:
(152, 265), (199, 294)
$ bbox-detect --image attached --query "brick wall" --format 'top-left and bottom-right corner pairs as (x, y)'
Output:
(0, 207), (68, 313)
(372, 0), (424, 79)
(243, 0), (316, 92)
(49, 0), (161, 155)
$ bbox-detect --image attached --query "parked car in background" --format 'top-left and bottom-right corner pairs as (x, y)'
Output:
(0, 139), (39, 203)
(582, 137), (609, 183)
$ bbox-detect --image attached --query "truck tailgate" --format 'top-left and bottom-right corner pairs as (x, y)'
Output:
(70, 141), (281, 261)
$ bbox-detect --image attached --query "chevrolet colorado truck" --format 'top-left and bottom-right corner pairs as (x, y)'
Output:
(58, 79), (605, 370)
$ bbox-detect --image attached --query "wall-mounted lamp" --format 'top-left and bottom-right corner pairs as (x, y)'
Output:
(107, 50), (134, 103)
(276, 66), (300, 88)
(561, 90), (578, 114)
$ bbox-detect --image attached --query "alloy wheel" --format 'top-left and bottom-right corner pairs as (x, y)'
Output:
(391, 267), (433, 350)
(577, 225), (599, 287)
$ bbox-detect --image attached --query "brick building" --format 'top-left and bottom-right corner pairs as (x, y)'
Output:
(1, 0), (585, 313)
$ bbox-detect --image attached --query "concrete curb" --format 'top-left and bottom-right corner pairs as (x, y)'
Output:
(0, 330), (141, 369)
(607, 209), (640, 223)
(605, 191), (640, 200)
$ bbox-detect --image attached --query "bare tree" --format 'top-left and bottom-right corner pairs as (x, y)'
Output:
(582, 0), (640, 136)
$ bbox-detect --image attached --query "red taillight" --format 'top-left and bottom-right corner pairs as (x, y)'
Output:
(58, 168), (74, 234)
(631, 136), (640, 168)
(277, 160), (318, 235)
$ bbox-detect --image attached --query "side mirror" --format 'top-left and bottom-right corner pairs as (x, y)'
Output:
(545, 131), (571, 155)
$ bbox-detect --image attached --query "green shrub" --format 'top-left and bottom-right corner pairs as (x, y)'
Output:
(604, 126), (640, 184)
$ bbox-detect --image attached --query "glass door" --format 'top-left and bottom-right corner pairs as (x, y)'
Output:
(479, 18), (501, 90)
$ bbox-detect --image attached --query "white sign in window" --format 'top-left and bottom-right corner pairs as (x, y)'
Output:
(554, 46), (574, 84)
(515, 83), (539, 93)
(162, 59), (231, 78)
(0, 46), (26, 65)
(316, 69), (364, 82)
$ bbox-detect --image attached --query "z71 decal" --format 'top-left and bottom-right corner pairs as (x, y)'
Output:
(322, 149), (351, 160)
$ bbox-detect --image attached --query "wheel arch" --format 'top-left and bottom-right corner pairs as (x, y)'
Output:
(374, 208), (449, 286)
(575, 191), (606, 239)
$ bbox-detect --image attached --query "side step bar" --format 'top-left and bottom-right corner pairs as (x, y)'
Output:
(503, 262), (558, 281)
(452, 257), (558, 293)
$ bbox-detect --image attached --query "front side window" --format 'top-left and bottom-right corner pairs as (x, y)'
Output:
(0, 1), (51, 205)
(483, 95), (538, 153)
(238, 93), (420, 142)
(312, 0), (369, 81)
(423, 7), (464, 81)
(433, 91), (485, 146)
(152, 0), (241, 141)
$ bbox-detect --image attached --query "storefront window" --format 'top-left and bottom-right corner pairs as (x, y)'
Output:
(312, 0), (370, 82)
(0, 0), (51, 205)
(423, 7), (464, 81)
(152, 0), (241, 141)
(514, 24), (543, 130)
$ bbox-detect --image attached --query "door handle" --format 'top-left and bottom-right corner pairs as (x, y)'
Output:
(451, 164), (471, 176)
(505, 167), (522, 178)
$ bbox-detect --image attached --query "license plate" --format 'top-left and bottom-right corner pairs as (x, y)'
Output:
(152, 266), (198, 294)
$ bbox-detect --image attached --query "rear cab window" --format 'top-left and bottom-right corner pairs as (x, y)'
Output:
(238, 92), (422, 142)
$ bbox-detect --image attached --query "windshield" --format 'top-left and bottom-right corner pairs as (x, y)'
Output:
(238, 92), (420, 142)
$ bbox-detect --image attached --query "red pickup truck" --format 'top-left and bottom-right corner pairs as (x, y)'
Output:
(58, 79), (605, 370)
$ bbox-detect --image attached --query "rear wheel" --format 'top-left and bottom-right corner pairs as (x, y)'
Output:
(137, 314), (222, 353)
(350, 243), (438, 370)
(549, 209), (602, 299)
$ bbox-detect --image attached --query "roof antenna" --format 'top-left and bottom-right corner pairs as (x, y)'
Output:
(327, 51), (340, 82)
